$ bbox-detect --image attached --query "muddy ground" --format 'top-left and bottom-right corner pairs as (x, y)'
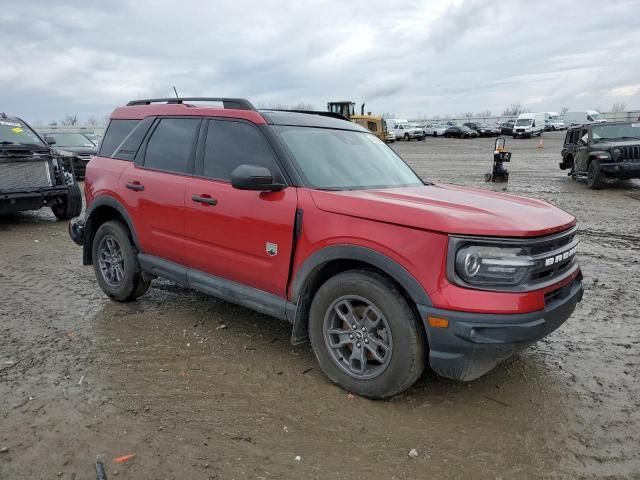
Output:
(1, 131), (639, 479)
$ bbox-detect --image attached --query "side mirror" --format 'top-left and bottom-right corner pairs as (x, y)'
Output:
(44, 135), (56, 145)
(231, 165), (285, 192)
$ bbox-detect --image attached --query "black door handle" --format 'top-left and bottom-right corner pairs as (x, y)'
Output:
(126, 182), (145, 191)
(192, 194), (218, 206)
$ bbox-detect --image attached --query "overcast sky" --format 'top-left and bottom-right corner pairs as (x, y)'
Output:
(1, 0), (639, 123)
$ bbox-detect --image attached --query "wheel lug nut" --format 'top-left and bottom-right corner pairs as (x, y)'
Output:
(352, 324), (357, 329)
(362, 327), (367, 332)
(364, 339), (369, 344)
(356, 342), (361, 348)
(349, 334), (354, 339)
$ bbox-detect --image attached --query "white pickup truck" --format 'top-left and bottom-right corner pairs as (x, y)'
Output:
(392, 122), (425, 141)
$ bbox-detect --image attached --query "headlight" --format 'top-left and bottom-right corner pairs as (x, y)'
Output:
(454, 245), (534, 286)
(612, 148), (622, 161)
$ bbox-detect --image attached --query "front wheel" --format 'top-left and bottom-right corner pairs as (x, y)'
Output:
(92, 220), (151, 302)
(587, 159), (604, 189)
(308, 270), (426, 398)
(404, 133), (410, 141)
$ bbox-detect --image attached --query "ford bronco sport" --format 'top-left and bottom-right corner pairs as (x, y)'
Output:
(0, 114), (82, 219)
(559, 121), (640, 189)
(68, 97), (583, 398)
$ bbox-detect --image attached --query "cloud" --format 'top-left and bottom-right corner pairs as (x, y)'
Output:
(1, 0), (639, 123)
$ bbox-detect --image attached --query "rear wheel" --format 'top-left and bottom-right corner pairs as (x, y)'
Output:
(308, 270), (426, 398)
(587, 159), (604, 189)
(404, 133), (410, 141)
(92, 221), (150, 302)
(51, 183), (82, 220)
(432, 132), (437, 137)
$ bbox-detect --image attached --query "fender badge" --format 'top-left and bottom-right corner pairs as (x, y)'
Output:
(266, 242), (278, 257)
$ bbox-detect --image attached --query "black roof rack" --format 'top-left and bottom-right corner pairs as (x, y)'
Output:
(264, 109), (350, 122)
(126, 97), (256, 111)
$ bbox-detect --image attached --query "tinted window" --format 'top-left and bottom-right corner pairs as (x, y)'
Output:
(202, 120), (277, 181)
(99, 120), (139, 157)
(144, 118), (200, 173)
(113, 117), (155, 161)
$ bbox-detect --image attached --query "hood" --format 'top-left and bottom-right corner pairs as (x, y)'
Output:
(310, 184), (575, 237)
(591, 139), (640, 150)
(55, 146), (97, 155)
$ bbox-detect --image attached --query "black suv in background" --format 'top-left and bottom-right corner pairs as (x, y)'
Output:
(41, 131), (98, 179)
(559, 122), (640, 189)
(0, 114), (82, 218)
(463, 122), (499, 137)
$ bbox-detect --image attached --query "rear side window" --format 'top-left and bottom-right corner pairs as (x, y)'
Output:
(113, 117), (155, 161)
(144, 118), (200, 174)
(99, 120), (139, 157)
(202, 120), (277, 181)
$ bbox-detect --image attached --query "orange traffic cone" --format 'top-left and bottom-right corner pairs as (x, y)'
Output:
(537, 137), (544, 148)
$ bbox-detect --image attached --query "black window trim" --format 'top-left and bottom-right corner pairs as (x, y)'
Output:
(135, 116), (202, 177)
(111, 116), (156, 161)
(193, 117), (288, 185)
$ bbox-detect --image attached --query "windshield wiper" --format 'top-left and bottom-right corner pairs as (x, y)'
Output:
(618, 136), (640, 141)
(0, 141), (19, 145)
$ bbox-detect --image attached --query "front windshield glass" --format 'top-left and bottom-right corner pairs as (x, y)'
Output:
(275, 126), (423, 190)
(589, 113), (602, 121)
(515, 119), (532, 126)
(48, 133), (96, 147)
(0, 119), (46, 147)
(592, 123), (640, 142)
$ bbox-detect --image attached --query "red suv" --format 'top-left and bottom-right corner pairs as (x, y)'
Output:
(69, 98), (583, 398)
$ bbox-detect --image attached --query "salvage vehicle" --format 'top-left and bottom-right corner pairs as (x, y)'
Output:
(424, 124), (448, 137)
(564, 110), (606, 126)
(559, 121), (640, 189)
(463, 122), (498, 137)
(513, 112), (545, 138)
(0, 114), (82, 219)
(393, 122), (425, 141)
(500, 121), (515, 136)
(444, 125), (478, 138)
(69, 97), (583, 398)
(42, 131), (98, 179)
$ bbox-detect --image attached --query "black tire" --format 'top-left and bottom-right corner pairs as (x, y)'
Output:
(432, 132), (437, 137)
(587, 159), (604, 189)
(51, 183), (82, 221)
(92, 220), (151, 302)
(308, 270), (426, 398)
(404, 133), (410, 141)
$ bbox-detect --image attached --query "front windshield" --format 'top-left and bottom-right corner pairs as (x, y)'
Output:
(48, 133), (96, 147)
(592, 123), (640, 142)
(588, 113), (602, 122)
(275, 126), (423, 190)
(515, 119), (532, 126)
(0, 119), (46, 148)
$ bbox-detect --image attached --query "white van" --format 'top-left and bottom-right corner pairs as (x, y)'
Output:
(513, 112), (545, 138)
(384, 118), (407, 131)
(563, 110), (606, 126)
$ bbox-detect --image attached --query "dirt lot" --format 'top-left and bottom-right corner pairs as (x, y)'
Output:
(1, 131), (639, 479)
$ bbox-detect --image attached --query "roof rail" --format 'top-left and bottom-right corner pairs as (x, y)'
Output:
(126, 97), (256, 111)
(265, 109), (350, 121)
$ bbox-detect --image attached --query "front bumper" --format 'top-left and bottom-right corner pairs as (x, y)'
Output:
(601, 161), (640, 177)
(417, 277), (583, 381)
(0, 186), (71, 214)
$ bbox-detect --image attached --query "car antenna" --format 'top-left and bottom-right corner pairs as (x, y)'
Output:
(173, 86), (179, 99)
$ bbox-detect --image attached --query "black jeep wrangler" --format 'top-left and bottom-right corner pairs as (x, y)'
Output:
(0, 114), (82, 219)
(559, 121), (640, 189)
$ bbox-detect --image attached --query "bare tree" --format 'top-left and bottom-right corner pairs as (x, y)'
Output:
(86, 116), (99, 126)
(61, 113), (78, 126)
(611, 102), (627, 113)
(475, 110), (491, 118)
(502, 102), (527, 116)
(561, 106), (569, 115)
(463, 112), (474, 119)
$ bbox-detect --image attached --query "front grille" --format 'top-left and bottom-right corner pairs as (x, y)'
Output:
(76, 153), (92, 160)
(526, 227), (579, 287)
(516, 128), (525, 133)
(0, 161), (52, 191)
(620, 145), (640, 161)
